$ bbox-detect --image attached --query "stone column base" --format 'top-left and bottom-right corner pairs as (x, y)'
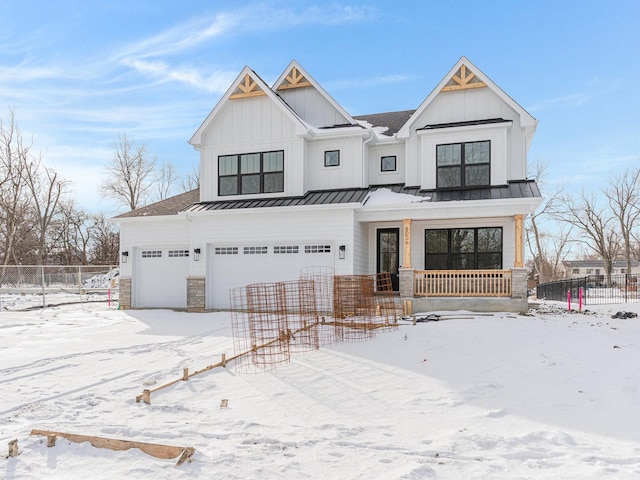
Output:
(399, 268), (415, 299)
(187, 276), (206, 312)
(119, 277), (131, 309)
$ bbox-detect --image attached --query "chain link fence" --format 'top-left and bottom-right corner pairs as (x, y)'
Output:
(0, 265), (119, 309)
(536, 274), (640, 305)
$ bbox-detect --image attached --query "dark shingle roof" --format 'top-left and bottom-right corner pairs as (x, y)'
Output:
(353, 110), (415, 135)
(115, 189), (200, 219)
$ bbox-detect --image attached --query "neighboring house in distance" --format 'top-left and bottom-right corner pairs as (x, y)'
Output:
(114, 57), (542, 313)
(563, 260), (640, 278)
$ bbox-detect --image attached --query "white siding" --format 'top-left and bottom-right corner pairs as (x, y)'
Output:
(118, 218), (191, 279)
(199, 96), (305, 200)
(404, 88), (526, 188)
(367, 144), (405, 186)
(418, 124), (510, 190)
(279, 87), (349, 127)
(305, 137), (364, 190)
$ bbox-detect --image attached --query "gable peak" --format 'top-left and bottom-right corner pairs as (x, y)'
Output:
(441, 64), (487, 92)
(277, 65), (312, 91)
(229, 72), (267, 100)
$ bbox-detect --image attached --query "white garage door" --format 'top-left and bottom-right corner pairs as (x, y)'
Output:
(134, 247), (190, 308)
(208, 243), (335, 309)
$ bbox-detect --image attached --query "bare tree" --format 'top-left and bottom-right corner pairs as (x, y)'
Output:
(180, 163), (200, 192)
(52, 200), (94, 264)
(0, 111), (32, 266)
(604, 166), (640, 274)
(557, 191), (620, 282)
(89, 213), (119, 265)
(153, 160), (179, 201)
(21, 156), (69, 264)
(525, 161), (572, 283)
(100, 134), (156, 211)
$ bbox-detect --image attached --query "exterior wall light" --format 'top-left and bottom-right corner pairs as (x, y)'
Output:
(194, 248), (201, 261)
(121, 251), (129, 263)
(339, 245), (346, 259)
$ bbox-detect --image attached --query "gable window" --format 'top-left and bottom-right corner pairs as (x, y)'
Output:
(425, 227), (502, 270)
(436, 140), (490, 189)
(218, 150), (284, 196)
(324, 150), (340, 167)
(381, 155), (396, 172)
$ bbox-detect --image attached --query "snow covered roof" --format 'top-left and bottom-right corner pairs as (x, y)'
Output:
(182, 181), (540, 213)
(353, 110), (415, 136)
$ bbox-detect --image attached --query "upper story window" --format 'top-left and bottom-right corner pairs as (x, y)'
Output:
(436, 140), (490, 189)
(324, 150), (340, 167)
(572, 268), (580, 274)
(218, 150), (284, 196)
(381, 155), (396, 172)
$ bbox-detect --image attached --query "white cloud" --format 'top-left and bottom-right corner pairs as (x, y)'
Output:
(114, 4), (376, 92)
(121, 58), (236, 93)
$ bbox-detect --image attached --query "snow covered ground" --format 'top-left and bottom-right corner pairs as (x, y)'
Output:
(2, 295), (640, 479)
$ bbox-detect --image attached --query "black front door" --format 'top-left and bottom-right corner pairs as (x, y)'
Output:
(377, 228), (399, 291)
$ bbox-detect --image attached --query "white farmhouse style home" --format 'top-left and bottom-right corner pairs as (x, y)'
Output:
(114, 57), (542, 313)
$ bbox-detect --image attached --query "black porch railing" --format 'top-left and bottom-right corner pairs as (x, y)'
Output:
(536, 274), (640, 305)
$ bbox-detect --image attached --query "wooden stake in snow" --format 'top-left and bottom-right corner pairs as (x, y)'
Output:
(30, 429), (194, 466)
(7, 439), (18, 457)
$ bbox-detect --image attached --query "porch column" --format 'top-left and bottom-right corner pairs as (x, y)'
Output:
(400, 218), (415, 299)
(514, 214), (524, 268)
(402, 218), (412, 268)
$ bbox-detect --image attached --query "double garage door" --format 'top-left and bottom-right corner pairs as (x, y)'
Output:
(208, 243), (335, 309)
(134, 246), (190, 308)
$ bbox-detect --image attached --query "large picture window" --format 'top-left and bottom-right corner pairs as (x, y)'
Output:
(436, 140), (490, 189)
(218, 150), (284, 196)
(425, 227), (502, 270)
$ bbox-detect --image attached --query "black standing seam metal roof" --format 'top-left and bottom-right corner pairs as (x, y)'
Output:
(180, 180), (540, 213)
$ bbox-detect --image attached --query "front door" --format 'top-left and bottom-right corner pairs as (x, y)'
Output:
(377, 228), (399, 291)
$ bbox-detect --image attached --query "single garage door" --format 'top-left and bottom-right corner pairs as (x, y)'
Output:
(208, 243), (335, 309)
(134, 247), (190, 308)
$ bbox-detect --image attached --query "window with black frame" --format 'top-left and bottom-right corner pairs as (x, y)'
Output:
(436, 140), (490, 189)
(425, 227), (502, 270)
(218, 150), (284, 196)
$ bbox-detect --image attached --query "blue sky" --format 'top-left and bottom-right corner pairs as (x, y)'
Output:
(1, 0), (639, 214)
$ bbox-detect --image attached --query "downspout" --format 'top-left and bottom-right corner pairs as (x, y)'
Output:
(361, 130), (374, 188)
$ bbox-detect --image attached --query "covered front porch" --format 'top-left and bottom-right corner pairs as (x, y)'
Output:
(394, 217), (529, 313)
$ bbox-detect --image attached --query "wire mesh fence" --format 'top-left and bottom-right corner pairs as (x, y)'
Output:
(230, 269), (401, 373)
(0, 265), (119, 310)
(536, 274), (640, 305)
(0, 265), (118, 290)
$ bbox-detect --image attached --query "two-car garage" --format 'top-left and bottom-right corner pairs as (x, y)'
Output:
(207, 242), (335, 309)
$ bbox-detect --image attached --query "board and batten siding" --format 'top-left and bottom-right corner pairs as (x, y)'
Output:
(278, 87), (349, 128)
(404, 87), (528, 189)
(418, 123), (510, 190)
(305, 137), (365, 191)
(199, 95), (305, 200)
(367, 144), (405, 186)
